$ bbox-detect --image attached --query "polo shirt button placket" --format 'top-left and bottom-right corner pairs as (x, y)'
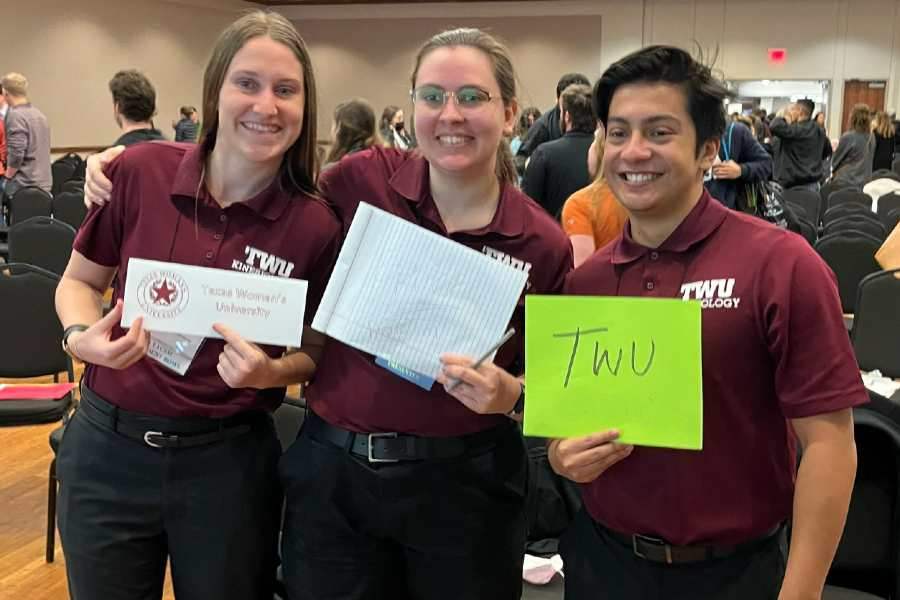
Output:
(650, 251), (660, 261)
(645, 280), (655, 291)
(205, 251), (214, 261)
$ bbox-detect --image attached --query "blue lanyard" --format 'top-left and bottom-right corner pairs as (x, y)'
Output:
(721, 123), (734, 161)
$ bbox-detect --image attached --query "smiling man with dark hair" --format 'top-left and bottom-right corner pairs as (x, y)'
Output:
(551, 45), (867, 600)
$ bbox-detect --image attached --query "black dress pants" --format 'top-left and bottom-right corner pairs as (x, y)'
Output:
(279, 415), (528, 600)
(561, 507), (788, 600)
(56, 392), (282, 600)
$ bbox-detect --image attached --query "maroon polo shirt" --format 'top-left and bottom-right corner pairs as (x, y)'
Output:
(74, 141), (341, 418)
(308, 147), (573, 436)
(565, 190), (868, 546)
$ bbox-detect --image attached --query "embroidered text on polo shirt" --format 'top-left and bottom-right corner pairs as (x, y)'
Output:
(232, 245), (296, 278)
(679, 278), (742, 309)
(482, 245), (533, 290)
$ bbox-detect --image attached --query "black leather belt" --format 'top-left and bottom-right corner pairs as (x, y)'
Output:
(601, 522), (784, 565)
(305, 411), (508, 463)
(79, 384), (265, 449)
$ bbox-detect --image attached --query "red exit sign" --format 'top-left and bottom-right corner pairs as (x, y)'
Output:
(768, 48), (787, 64)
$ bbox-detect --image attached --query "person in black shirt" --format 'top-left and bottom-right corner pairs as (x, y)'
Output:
(514, 72), (590, 174)
(109, 70), (165, 147)
(872, 111), (896, 172)
(522, 83), (595, 217)
(770, 99), (831, 192)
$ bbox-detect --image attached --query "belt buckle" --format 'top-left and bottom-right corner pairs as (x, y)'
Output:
(632, 533), (673, 564)
(143, 430), (176, 449)
(367, 432), (399, 463)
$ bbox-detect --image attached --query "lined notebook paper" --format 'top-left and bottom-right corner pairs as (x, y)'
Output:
(313, 202), (528, 377)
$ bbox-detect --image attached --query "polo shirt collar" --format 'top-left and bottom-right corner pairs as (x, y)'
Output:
(388, 151), (525, 237)
(170, 143), (290, 222)
(611, 190), (727, 264)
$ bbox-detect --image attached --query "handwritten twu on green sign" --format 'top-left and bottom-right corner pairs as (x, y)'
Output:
(524, 296), (703, 450)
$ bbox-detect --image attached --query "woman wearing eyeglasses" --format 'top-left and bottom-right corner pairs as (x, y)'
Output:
(279, 28), (572, 600)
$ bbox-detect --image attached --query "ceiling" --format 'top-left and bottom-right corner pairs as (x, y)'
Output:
(252, 0), (536, 4)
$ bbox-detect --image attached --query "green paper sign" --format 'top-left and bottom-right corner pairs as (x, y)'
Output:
(524, 295), (703, 450)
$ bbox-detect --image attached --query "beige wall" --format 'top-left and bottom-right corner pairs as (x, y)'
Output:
(294, 16), (604, 138)
(8, 0), (900, 147)
(640, 0), (900, 136)
(1, 0), (248, 148)
(284, 0), (900, 139)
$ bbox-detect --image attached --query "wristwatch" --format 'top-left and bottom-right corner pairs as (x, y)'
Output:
(508, 381), (525, 417)
(62, 324), (89, 358)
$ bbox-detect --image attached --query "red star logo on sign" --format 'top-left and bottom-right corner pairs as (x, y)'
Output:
(151, 279), (177, 305)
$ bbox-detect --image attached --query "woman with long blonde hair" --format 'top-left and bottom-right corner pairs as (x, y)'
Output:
(872, 110), (896, 171)
(560, 124), (628, 266)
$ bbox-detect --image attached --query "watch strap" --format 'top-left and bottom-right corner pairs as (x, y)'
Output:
(62, 324), (89, 353)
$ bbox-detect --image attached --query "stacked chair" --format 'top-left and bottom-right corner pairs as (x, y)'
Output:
(815, 232), (883, 313)
(8, 216), (77, 276)
(823, 401), (900, 600)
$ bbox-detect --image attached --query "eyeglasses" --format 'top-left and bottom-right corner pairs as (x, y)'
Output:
(410, 85), (497, 111)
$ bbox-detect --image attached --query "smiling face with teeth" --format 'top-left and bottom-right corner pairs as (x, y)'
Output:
(215, 36), (305, 173)
(603, 82), (718, 225)
(412, 46), (517, 183)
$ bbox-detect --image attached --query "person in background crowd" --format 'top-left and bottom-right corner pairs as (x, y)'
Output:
(322, 97), (381, 171)
(704, 117), (772, 210)
(770, 99), (831, 192)
(815, 111), (827, 128)
(831, 103), (875, 187)
(554, 45), (865, 600)
(511, 105), (540, 157)
(173, 105), (199, 142)
(0, 84), (6, 193)
(871, 110), (896, 172)
(514, 72), (590, 173)
(2, 72), (52, 197)
(522, 83), (596, 218)
(108, 69), (166, 147)
(752, 107), (771, 143)
(0, 85), (7, 122)
(560, 123), (628, 267)
(380, 105), (413, 150)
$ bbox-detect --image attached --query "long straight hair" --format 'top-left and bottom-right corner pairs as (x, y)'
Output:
(874, 111), (896, 138)
(326, 98), (381, 164)
(199, 10), (319, 196)
(409, 28), (518, 185)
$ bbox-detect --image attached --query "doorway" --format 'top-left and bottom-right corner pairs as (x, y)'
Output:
(841, 80), (886, 132)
